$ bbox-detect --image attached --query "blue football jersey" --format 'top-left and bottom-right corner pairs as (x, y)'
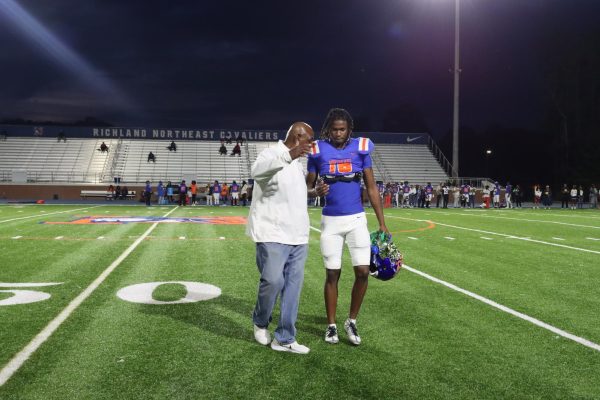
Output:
(307, 137), (374, 216)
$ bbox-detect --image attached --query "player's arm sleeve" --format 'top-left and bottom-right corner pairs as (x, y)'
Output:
(251, 148), (292, 182)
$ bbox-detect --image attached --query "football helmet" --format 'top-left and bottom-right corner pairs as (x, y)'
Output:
(369, 231), (403, 281)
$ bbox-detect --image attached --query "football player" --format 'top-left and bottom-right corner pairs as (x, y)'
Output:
(306, 108), (389, 346)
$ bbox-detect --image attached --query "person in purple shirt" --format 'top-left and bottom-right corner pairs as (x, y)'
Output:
(306, 108), (391, 346)
(424, 182), (433, 208)
(505, 182), (513, 209)
(179, 180), (187, 206)
(212, 180), (221, 205)
(230, 180), (240, 206)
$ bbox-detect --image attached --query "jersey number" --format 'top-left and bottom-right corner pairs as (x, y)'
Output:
(328, 162), (353, 174)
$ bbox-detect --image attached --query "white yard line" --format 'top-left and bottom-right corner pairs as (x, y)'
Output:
(407, 236), (418, 240)
(0, 206), (102, 224)
(552, 237), (565, 241)
(310, 222), (600, 353)
(586, 237), (600, 241)
(0, 206), (179, 387)
(480, 237), (493, 240)
(444, 237), (455, 240)
(379, 214), (600, 256)
(452, 212), (600, 229)
(403, 264), (600, 353)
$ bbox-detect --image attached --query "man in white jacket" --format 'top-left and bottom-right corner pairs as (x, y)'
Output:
(247, 122), (316, 354)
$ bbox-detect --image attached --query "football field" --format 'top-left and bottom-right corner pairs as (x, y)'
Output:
(0, 204), (599, 399)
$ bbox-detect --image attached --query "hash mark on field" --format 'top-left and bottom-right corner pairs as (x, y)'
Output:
(552, 237), (565, 241)
(444, 237), (455, 240)
(54, 236), (63, 240)
(480, 237), (493, 240)
(11, 236), (22, 239)
(179, 236), (186, 240)
(219, 236), (225, 240)
(407, 237), (418, 240)
(586, 237), (600, 241)
(97, 236), (104, 240)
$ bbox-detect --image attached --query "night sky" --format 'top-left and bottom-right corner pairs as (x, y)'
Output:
(1, 0), (599, 139)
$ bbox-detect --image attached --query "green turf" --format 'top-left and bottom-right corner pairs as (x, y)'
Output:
(0, 204), (599, 399)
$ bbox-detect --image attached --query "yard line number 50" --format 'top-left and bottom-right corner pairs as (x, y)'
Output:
(0, 281), (220, 306)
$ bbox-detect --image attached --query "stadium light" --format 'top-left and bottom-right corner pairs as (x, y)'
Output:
(486, 149), (492, 155)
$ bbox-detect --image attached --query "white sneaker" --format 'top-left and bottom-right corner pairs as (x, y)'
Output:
(253, 324), (272, 345)
(324, 325), (339, 344)
(270, 339), (310, 354)
(344, 319), (361, 346)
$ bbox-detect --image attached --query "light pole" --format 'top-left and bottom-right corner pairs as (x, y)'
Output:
(451, 0), (461, 178)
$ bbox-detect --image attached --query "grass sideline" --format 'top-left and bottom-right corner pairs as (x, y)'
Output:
(1, 204), (599, 399)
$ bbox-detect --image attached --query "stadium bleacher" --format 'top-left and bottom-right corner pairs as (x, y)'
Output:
(0, 137), (449, 186)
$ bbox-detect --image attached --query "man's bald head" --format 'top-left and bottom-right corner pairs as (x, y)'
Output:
(284, 122), (314, 147)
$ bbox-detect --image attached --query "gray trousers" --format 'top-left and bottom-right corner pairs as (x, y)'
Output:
(253, 242), (307, 345)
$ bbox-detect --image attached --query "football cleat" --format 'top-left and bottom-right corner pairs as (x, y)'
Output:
(344, 319), (361, 346)
(324, 325), (339, 344)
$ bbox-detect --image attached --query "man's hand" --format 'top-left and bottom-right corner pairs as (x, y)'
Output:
(378, 224), (390, 235)
(315, 178), (329, 197)
(289, 142), (312, 160)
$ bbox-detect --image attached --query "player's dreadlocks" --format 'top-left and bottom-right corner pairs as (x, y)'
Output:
(320, 108), (354, 140)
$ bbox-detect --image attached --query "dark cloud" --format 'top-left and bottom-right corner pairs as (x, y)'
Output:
(1, 0), (599, 134)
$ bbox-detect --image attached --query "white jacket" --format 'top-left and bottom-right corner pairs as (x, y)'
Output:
(246, 141), (309, 245)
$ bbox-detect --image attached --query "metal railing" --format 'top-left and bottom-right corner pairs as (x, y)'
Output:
(427, 136), (453, 178)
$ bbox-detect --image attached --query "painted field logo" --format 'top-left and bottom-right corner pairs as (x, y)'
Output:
(42, 216), (247, 225)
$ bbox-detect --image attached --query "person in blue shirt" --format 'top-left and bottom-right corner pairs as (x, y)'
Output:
(424, 182), (433, 208)
(212, 180), (221, 205)
(179, 180), (187, 206)
(306, 108), (390, 346)
(230, 180), (240, 206)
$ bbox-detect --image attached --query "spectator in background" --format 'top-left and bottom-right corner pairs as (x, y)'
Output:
(144, 181), (152, 206)
(230, 180), (240, 206)
(221, 182), (229, 204)
(560, 184), (569, 209)
(213, 180), (221, 205)
(577, 185), (584, 209)
(147, 151), (156, 163)
(436, 182), (443, 208)
(115, 185), (122, 200)
(166, 181), (174, 203)
(240, 180), (248, 206)
(121, 185), (129, 200)
(460, 183), (469, 208)
(469, 185), (476, 208)
(231, 143), (242, 157)
(190, 180), (198, 205)
(206, 183), (213, 206)
(107, 184), (115, 200)
(569, 185), (578, 210)
(590, 184), (598, 209)
(219, 143), (227, 156)
(167, 141), (177, 152)
(424, 182), (433, 208)
(442, 183), (449, 208)
(542, 185), (552, 209)
(452, 185), (460, 208)
(533, 185), (542, 209)
(178, 180), (187, 206)
(157, 181), (165, 205)
(492, 181), (501, 208)
(505, 182), (513, 209)
(57, 130), (67, 142)
(513, 185), (522, 208)
(482, 185), (491, 209)
(99, 142), (109, 153)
